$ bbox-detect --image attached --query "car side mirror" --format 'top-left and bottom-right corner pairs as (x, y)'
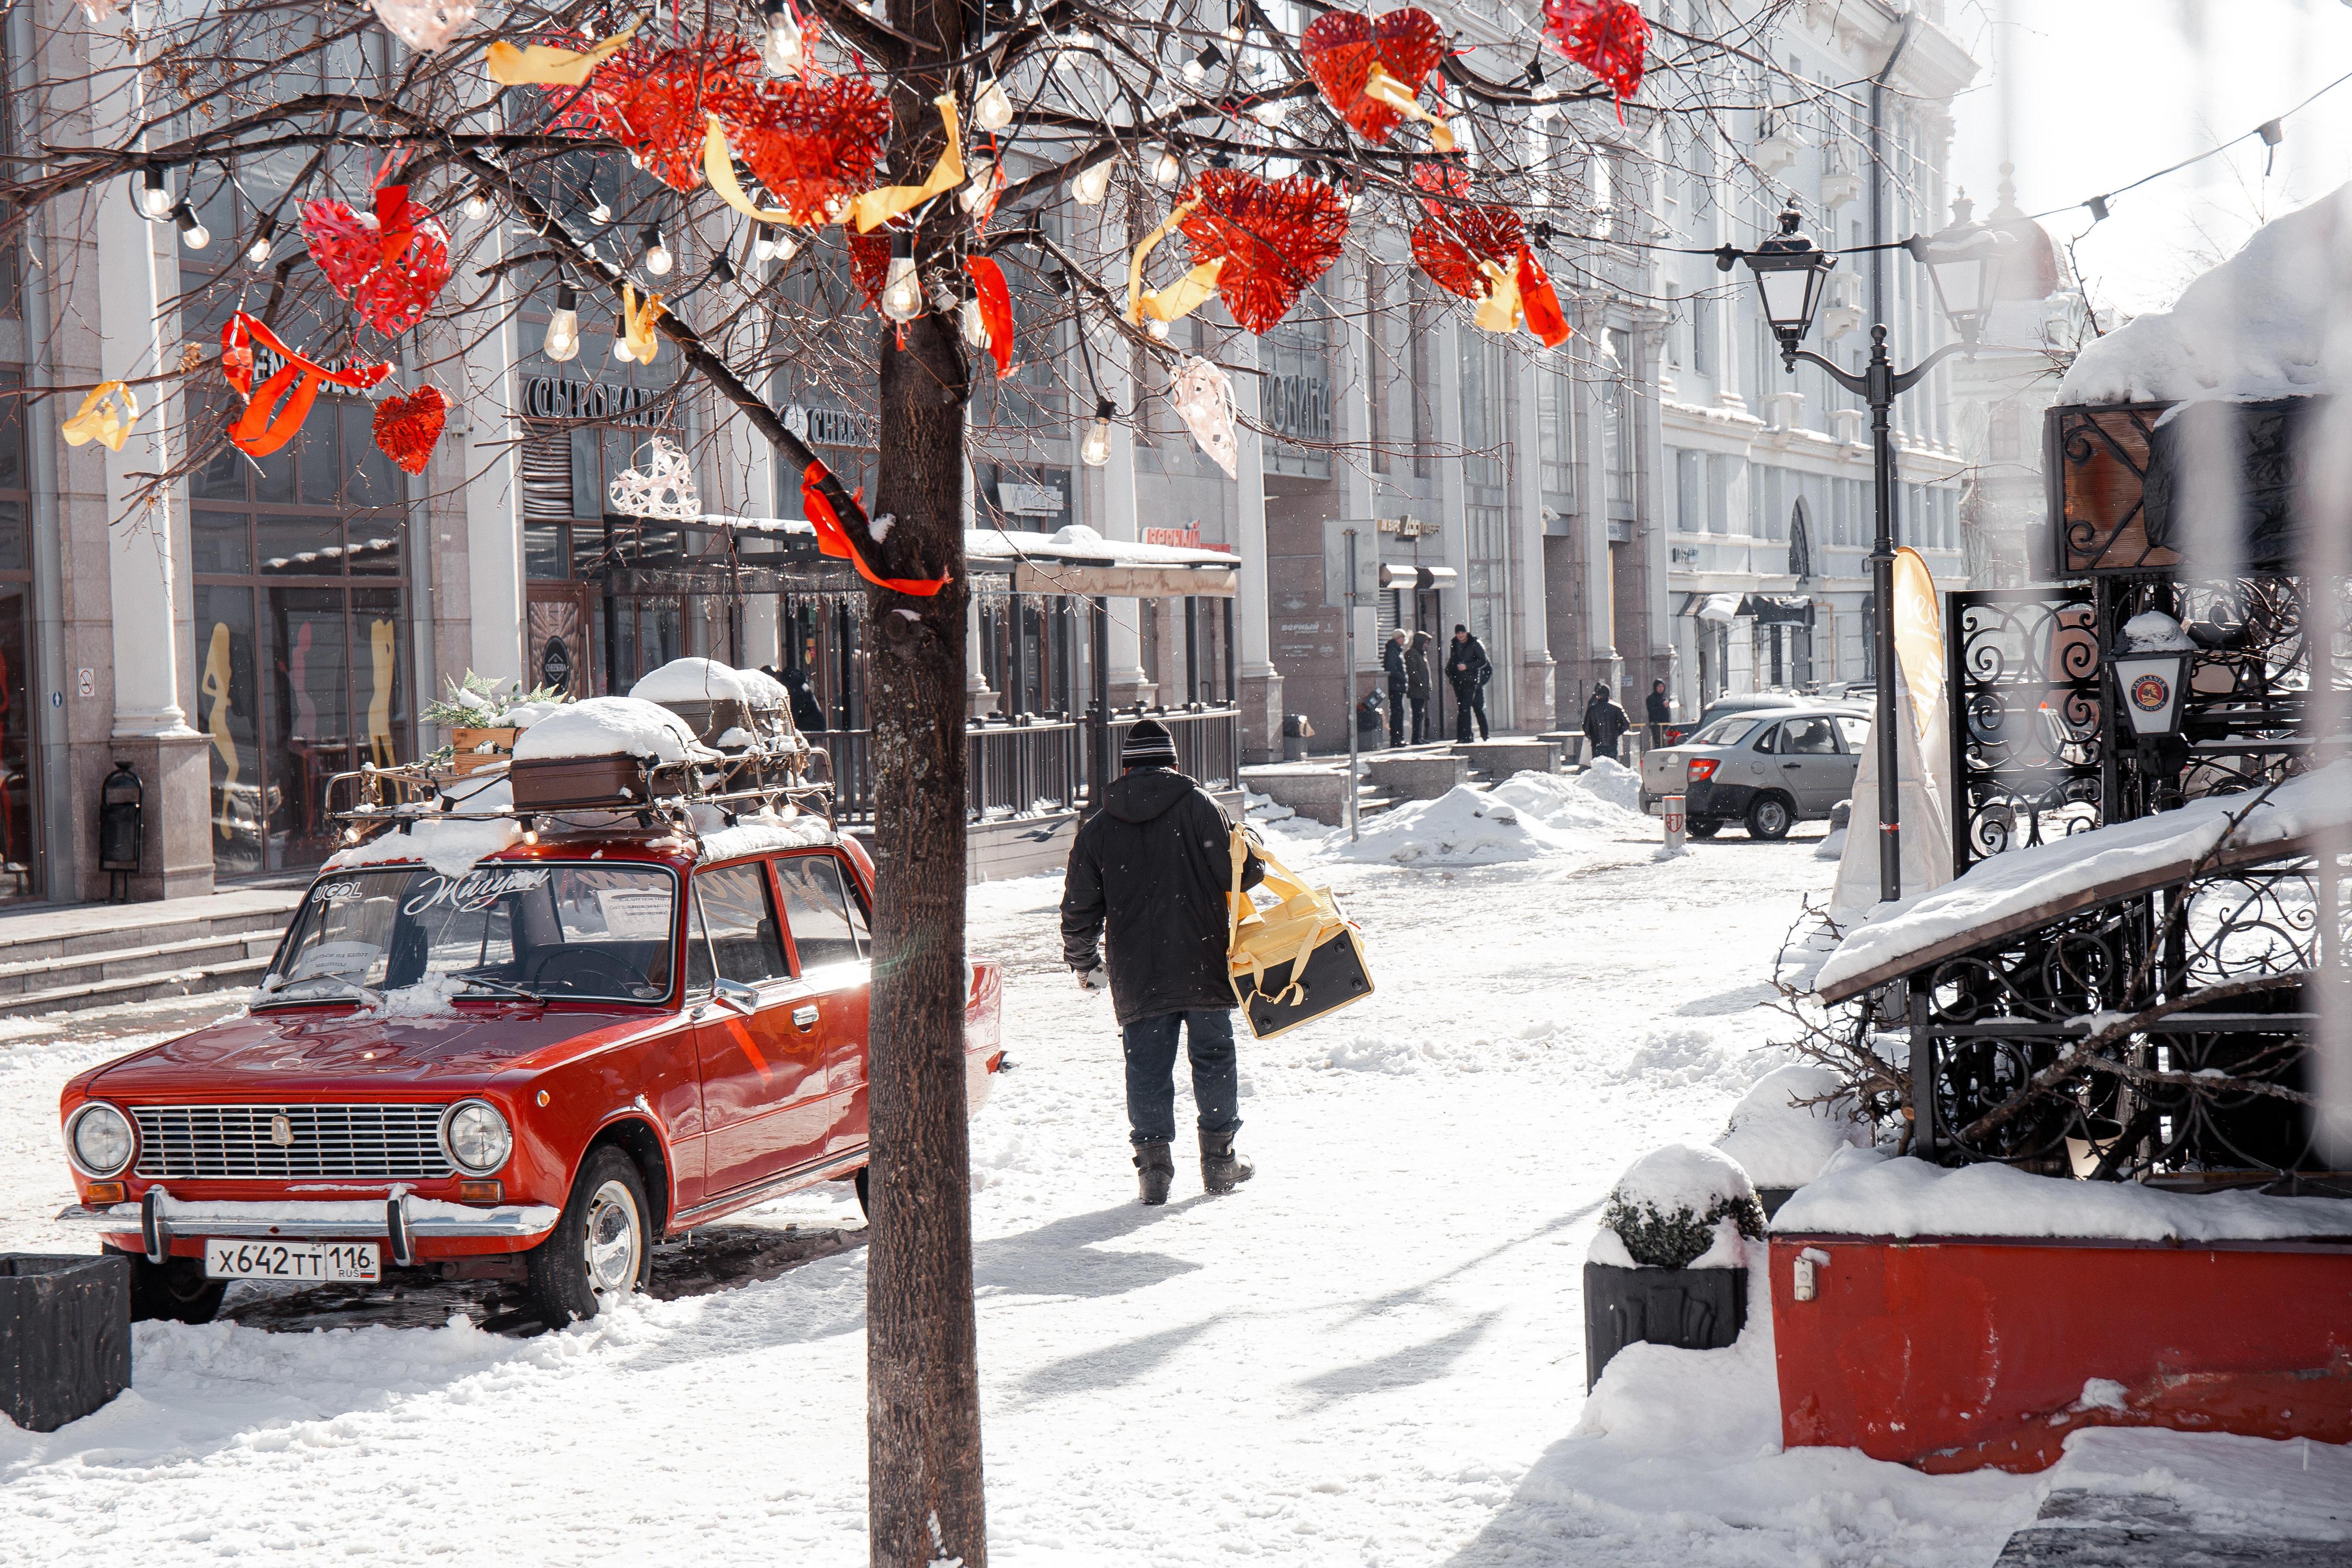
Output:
(714, 977), (758, 1014)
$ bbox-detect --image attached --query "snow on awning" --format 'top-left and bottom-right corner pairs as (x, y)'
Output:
(1694, 593), (1743, 623)
(967, 524), (1239, 598)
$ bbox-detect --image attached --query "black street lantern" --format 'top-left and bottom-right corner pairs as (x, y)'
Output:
(2114, 613), (2194, 740)
(1905, 200), (2011, 347)
(1740, 207), (1837, 363)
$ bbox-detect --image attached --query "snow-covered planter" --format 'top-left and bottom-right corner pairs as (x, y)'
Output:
(1715, 1063), (1869, 1216)
(1583, 1144), (1765, 1390)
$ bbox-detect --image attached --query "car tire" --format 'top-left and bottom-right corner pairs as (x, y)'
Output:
(854, 1166), (871, 1218)
(525, 1145), (652, 1329)
(111, 1246), (227, 1324)
(1688, 818), (1724, 840)
(1746, 794), (1794, 841)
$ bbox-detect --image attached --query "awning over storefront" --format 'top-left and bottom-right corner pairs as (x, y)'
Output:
(1694, 592), (1742, 623)
(717, 518), (1238, 599)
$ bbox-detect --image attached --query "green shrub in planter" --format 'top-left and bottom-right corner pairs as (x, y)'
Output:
(1601, 1188), (1765, 1270)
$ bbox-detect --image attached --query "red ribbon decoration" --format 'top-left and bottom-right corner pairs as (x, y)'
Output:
(799, 461), (950, 597)
(221, 313), (393, 458)
(965, 255), (1014, 378)
(1516, 247), (1573, 349)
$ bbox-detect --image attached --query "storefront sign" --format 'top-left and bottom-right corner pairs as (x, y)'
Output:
(999, 482), (1065, 517)
(785, 404), (876, 450)
(1140, 523), (1233, 552)
(1376, 515), (1439, 539)
(524, 375), (658, 425)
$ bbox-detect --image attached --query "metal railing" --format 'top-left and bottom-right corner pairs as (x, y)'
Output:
(1103, 706), (1241, 791)
(968, 717), (1081, 820)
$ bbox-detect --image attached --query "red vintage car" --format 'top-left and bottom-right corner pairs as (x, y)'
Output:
(57, 827), (1003, 1329)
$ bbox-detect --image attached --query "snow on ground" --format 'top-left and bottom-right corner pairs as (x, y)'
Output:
(0, 817), (2326, 1565)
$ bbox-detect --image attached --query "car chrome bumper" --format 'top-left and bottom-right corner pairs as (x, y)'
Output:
(56, 1187), (559, 1266)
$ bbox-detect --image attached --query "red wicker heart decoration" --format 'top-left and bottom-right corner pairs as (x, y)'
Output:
(536, 29), (635, 136)
(1302, 8), (1446, 144)
(1178, 169), (1351, 335)
(584, 32), (763, 192)
(373, 385), (448, 475)
(847, 231), (891, 312)
(725, 74), (892, 226)
(1407, 163), (1523, 299)
(301, 185), (452, 336)
(1543, 0), (1649, 114)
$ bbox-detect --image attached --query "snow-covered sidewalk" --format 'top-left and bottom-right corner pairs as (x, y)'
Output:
(0, 810), (2335, 1565)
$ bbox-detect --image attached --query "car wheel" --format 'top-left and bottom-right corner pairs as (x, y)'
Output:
(526, 1145), (652, 1329)
(1688, 818), (1724, 840)
(854, 1166), (870, 1218)
(111, 1246), (227, 1324)
(1746, 794), (1794, 841)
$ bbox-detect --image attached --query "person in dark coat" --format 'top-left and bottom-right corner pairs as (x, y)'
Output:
(1645, 679), (1672, 748)
(1583, 684), (1631, 763)
(1062, 718), (1266, 1204)
(1447, 625), (1492, 742)
(1406, 630), (1434, 743)
(1381, 630), (1409, 748)
(778, 666), (826, 733)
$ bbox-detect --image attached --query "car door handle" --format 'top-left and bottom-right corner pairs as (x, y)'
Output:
(793, 1004), (820, 1031)
(1783, 761), (1803, 768)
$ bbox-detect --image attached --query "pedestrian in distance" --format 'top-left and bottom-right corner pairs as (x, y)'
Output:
(1406, 629), (1434, 743)
(1645, 679), (1672, 749)
(1062, 717), (1267, 1205)
(1583, 683), (1631, 763)
(1381, 629), (1409, 748)
(1448, 624), (1492, 743)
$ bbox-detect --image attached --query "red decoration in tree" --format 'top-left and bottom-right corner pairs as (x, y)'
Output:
(372, 385), (449, 475)
(300, 184), (453, 336)
(1301, 8), (1446, 145)
(1407, 166), (1525, 300)
(221, 313), (393, 458)
(1177, 169), (1351, 335)
(966, 255), (1014, 378)
(725, 74), (891, 226)
(1542, 0), (1648, 116)
(847, 231), (892, 313)
(582, 32), (763, 192)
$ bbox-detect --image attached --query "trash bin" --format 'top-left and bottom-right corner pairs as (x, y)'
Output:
(1281, 713), (1315, 763)
(98, 762), (142, 903)
(0, 1253), (132, 1431)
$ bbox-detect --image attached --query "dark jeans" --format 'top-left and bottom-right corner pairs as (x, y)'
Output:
(1386, 677), (1407, 747)
(1409, 692), (1429, 743)
(1121, 1009), (1239, 1146)
(1453, 683), (1489, 742)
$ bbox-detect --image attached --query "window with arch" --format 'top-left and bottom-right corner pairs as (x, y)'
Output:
(1789, 501), (1813, 581)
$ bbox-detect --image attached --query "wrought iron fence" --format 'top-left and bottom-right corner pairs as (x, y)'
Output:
(1103, 707), (1241, 791)
(1947, 585), (2104, 876)
(968, 718), (1081, 820)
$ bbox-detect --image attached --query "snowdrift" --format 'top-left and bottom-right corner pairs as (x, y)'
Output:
(1327, 769), (1648, 866)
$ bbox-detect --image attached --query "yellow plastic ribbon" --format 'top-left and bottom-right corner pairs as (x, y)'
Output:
(1470, 258), (1523, 336)
(60, 381), (139, 451)
(618, 284), (666, 365)
(1123, 197), (1225, 328)
(850, 96), (964, 233)
(485, 19), (637, 88)
(1363, 63), (1456, 153)
(702, 115), (795, 224)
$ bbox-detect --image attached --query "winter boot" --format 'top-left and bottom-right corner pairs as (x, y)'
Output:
(1199, 1129), (1255, 1195)
(1134, 1141), (1175, 1206)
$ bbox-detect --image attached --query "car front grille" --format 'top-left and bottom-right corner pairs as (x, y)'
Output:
(130, 1104), (453, 1180)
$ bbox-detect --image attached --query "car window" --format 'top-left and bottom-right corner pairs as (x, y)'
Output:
(1750, 723), (1782, 752)
(775, 854), (862, 971)
(1835, 716), (1871, 751)
(695, 863), (791, 985)
(1779, 717), (1839, 755)
(684, 893), (715, 994)
(1690, 716), (1760, 747)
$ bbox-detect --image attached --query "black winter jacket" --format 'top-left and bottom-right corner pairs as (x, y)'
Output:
(1062, 770), (1266, 1026)
(1406, 634), (1433, 696)
(1446, 634), (1492, 691)
(1382, 638), (1408, 683)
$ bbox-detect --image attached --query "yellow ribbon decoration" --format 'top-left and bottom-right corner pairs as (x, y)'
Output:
(1363, 63), (1456, 153)
(61, 381), (139, 451)
(485, 19), (637, 88)
(702, 115), (795, 224)
(619, 284), (666, 365)
(1123, 197), (1226, 328)
(1470, 258), (1523, 336)
(850, 96), (965, 233)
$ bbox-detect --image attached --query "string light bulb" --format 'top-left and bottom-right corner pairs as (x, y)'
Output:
(641, 224), (673, 276)
(462, 186), (491, 221)
(588, 193), (612, 225)
(1185, 42), (1224, 84)
(244, 214), (276, 267)
(751, 231), (777, 262)
(172, 200), (210, 250)
(612, 332), (633, 362)
(1146, 317), (1169, 341)
(135, 167), (172, 220)
(879, 252), (924, 323)
(769, 230), (800, 263)
(1072, 158), (1113, 206)
(1080, 399), (1115, 467)
(544, 283), (582, 362)
(960, 158), (994, 212)
(961, 296), (988, 347)
(974, 78), (1014, 132)
(758, 0), (804, 76)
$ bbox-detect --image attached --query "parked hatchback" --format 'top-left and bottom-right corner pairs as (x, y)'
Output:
(1641, 706), (1869, 839)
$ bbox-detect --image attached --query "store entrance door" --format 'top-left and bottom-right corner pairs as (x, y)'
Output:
(526, 584), (593, 698)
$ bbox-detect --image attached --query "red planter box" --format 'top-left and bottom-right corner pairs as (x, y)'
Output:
(1770, 1233), (2352, 1473)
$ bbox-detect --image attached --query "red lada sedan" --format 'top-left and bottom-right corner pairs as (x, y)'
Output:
(58, 830), (1003, 1329)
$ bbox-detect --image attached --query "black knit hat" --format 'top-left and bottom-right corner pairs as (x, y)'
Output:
(1120, 717), (1178, 770)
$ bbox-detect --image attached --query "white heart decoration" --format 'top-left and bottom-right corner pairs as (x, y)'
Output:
(1172, 356), (1240, 480)
(607, 437), (704, 522)
(370, 0), (476, 53)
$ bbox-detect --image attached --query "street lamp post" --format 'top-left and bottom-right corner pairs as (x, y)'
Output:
(1724, 207), (2007, 905)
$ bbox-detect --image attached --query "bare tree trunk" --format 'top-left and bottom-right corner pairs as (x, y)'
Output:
(865, 0), (984, 1562)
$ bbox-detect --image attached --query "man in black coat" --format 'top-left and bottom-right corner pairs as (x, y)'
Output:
(1406, 630), (1433, 742)
(1645, 679), (1672, 748)
(1381, 629), (1409, 748)
(1447, 625), (1492, 742)
(1583, 684), (1631, 763)
(1062, 718), (1266, 1204)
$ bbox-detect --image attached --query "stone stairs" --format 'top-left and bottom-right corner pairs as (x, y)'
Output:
(0, 887), (306, 1019)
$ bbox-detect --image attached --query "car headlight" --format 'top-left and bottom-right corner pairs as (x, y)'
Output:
(68, 1103), (135, 1178)
(441, 1100), (512, 1175)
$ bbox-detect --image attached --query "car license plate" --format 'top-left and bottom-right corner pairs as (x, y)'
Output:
(203, 1239), (380, 1283)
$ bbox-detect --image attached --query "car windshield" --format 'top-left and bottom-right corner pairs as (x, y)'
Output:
(266, 863), (678, 1004)
(1691, 716), (1762, 747)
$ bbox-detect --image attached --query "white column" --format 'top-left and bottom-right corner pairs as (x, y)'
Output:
(1093, 325), (1151, 706)
(961, 404), (994, 714)
(1333, 256), (1378, 682)
(1230, 331), (1281, 759)
(464, 248), (526, 687)
(1510, 347), (1555, 732)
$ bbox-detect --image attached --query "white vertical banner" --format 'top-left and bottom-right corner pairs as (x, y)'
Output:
(1832, 550), (1954, 923)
